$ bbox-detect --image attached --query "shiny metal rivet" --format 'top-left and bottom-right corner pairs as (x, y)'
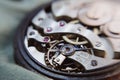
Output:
(47, 27), (52, 32)
(44, 37), (49, 42)
(59, 21), (66, 27)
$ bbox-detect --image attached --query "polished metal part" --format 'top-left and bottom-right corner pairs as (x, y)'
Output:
(62, 36), (88, 45)
(47, 41), (118, 70)
(60, 44), (75, 56)
(24, 37), (46, 66)
(38, 18), (106, 52)
(100, 37), (114, 58)
(24, 0), (120, 74)
(54, 54), (66, 65)
(32, 10), (49, 26)
(107, 38), (120, 53)
(69, 51), (118, 70)
(27, 26), (51, 43)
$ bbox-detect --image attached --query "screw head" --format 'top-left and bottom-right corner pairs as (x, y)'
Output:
(56, 58), (60, 62)
(78, 28), (81, 31)
(91, 60), (98, 66)
(38, 18), (43, 21)
(29, 32), (35, 35)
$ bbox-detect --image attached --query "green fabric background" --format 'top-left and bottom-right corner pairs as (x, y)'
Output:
(0, 0), (51, 80)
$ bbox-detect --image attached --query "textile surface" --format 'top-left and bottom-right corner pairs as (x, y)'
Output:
(0, 0), (51, 80)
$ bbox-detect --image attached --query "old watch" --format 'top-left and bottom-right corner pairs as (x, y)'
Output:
(14, 0), (120, 80)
